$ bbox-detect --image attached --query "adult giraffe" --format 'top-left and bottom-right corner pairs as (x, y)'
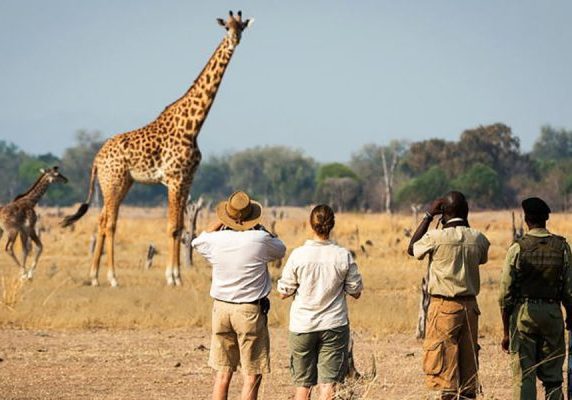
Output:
(62, 11), (253, 287)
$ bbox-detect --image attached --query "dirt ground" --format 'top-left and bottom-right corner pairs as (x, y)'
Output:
(0, 328), (513, 400)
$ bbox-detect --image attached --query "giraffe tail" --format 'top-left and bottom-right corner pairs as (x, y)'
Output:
(61, 163), (97, 227)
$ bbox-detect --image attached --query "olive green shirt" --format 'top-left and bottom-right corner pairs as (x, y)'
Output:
(413, 225), (490, 297)
(499, 228), (572, 311)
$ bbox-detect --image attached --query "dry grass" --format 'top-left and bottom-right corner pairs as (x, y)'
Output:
(1, 206), (569, 398)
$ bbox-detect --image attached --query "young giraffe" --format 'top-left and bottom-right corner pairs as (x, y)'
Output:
(62, 11), (253, 287)
(0, 167), (68, 279)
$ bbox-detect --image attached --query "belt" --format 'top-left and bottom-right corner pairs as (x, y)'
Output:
(431, 294), (476, 301)
(215, 297), (265, 305)
(517, 297), (559, 304)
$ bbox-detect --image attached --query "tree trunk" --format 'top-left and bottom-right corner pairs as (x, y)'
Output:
(381, 149), (398, 214)
(184, 196), (204, 268)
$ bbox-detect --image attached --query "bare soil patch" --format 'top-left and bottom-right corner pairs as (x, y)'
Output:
(0, 328), (511, 399)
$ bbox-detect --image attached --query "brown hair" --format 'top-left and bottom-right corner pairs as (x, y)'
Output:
(310, 204), (335, 239)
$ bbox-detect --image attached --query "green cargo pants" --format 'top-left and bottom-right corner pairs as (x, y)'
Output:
(509, 301), (565, 400)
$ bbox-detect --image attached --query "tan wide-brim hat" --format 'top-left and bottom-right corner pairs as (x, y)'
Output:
(216, 191), (263, 231)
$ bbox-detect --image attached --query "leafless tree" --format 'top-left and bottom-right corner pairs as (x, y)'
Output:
(381, 148), (399, 214)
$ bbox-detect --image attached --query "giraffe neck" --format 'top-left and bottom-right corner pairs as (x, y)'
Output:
(155, 35), (237, 136)
(15, 175), (51, 206)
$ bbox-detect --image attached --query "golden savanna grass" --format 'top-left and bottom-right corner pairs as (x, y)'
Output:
(0, 206), (540, 333)
(0, 206), (569, 399)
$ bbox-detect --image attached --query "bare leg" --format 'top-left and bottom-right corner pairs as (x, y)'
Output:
(90, 210), (107, 286)
(241, 374), (262, 400)
(25, 230), (43, 280)
(317, 383), (335, 400)
(212, 370), (233, 400)
(166, 186), (187, 286)
(295, 387), (312, 400)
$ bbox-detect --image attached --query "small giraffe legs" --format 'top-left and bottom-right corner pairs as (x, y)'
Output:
(165, 186), (187, 286)
(25, 230), (43, 280)
(5, 231), (25, 276)
(18, 233), (30, 279)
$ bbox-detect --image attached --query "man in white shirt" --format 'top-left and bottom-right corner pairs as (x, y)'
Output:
(192, 191), (286, 400)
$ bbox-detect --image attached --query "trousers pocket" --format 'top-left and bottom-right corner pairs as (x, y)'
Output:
(423, 341), (444, 375)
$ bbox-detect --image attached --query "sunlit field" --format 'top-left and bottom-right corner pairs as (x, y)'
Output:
(1, 206), (568, 399)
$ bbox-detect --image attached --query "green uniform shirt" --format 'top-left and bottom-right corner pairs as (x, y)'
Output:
(499, 228), (572, 311)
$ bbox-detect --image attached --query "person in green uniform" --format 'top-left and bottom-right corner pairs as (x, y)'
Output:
(499, 197), (572, 400)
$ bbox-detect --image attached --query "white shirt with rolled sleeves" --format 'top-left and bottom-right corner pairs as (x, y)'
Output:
(191, 229), (286, 303)
(277, 239), (363, 333)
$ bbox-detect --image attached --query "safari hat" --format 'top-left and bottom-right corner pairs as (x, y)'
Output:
(216, 191), (262, 231)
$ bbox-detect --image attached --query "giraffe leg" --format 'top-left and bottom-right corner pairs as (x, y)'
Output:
(166, 186), (187, 286)
(5, 231), (23, 273)
(19, 232), (30, 279)
(101, 179), (132, 288)
(90, 209), (107, 286)
(25, 230), (43, 280)
(104, 201), (121, 287)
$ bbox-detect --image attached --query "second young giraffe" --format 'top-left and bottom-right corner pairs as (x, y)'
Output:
(0, 167), (68, 279)
(62, 11), (253, 287)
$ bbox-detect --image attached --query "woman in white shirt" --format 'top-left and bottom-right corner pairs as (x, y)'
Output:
(278, 204), (363, 400)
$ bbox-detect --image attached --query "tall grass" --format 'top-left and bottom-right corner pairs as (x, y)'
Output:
(0, 206), (569, 336)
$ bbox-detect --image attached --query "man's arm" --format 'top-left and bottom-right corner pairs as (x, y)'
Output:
(499, 243), (520, 353)
(277, 254), (298, 299)
(407, 198), (445, 256)
(264, 235), (287, 261)
(479, 235), (491, 265)
(560, 242), (572, 330)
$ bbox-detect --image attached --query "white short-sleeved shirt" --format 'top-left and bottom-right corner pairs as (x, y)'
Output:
(277, 240), (363, 333)
(192, 230), (286, 303)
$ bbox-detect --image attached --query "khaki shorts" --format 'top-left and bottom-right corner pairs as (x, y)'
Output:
(209, 299), (270, 375)
(288, 325), (350, 387)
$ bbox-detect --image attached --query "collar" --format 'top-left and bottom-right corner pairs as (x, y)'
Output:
(305, 239), (334, 246)
(527, 228), (551, 237)
(442, 217), (470, 229)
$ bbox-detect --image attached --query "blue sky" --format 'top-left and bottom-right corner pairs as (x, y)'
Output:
(0, 1), (571, 162)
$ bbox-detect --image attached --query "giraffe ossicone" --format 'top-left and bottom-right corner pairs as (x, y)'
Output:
(61, 11), (253, 287)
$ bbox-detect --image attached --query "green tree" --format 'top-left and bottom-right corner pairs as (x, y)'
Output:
(0, 141), (27, 202)
(191, 155), (232, 202)
(451, 163), (501, 208)
(316, 162), (358, 184)
(59, 130), (104, 205)
(397, 166), (449, 206)
(532, 125), (572, 161)
(315, 163), (361, 210)
(227, 146), (316, 205)
(350, 141), (408, 213)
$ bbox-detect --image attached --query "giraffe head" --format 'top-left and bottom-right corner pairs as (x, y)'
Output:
(40, 166), (69, 184)
(217, 10), (252, 49)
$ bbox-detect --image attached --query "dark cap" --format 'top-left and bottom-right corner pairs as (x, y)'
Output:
(521, 197), (551, 216)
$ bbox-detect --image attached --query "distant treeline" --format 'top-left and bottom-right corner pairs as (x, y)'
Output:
(1, 123), (572, 212)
